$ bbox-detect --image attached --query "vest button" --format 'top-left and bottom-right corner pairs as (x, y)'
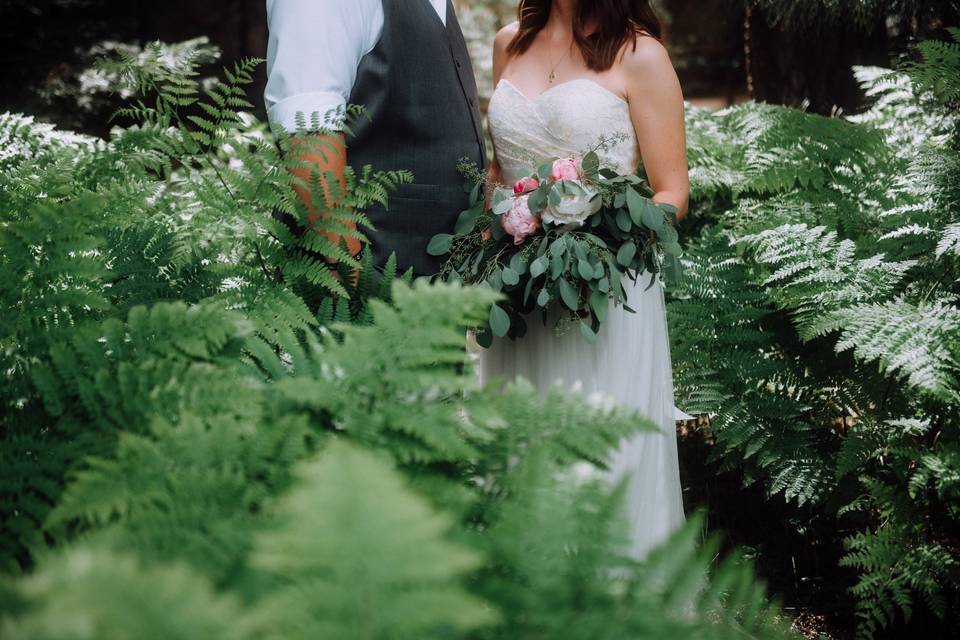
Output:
(455, 59), (462, 68)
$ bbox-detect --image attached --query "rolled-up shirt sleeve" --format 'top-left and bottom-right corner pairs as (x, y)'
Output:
(265, 0), (380, 132)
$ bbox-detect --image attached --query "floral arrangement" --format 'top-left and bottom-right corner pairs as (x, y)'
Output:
(428, 151), (682, 345)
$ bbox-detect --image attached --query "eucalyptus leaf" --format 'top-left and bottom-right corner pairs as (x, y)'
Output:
(549, 237), (567, 257)
(641, 201), (666, 232)
(578, 259), (594, 280)
(659, 225), (679, 244)
(530, 256), (549, 278)
(616, 209), (632, 232)
(617, 241), (637, 267)
(493, 197), (513, 216)
(537, 288), (550, 307)
(537, 161), (555, 181)
(558, 279), (579, 310)
(658, 202), (679, 223)
(523, 275), (535, 303)
(548, 186), (562, 208)
(589, 288), (609, 323)
(644, 272), (658, 291)
(537, 236), (550, 257)
(502, 267), (520, 286)
(528, 187), (548, 212)
(662, 241), (683, 257)
(550, 254), (564, 279)
(426, 234), (453, 256)
(574, 241), (589, 262)
(582, 150), (599, 177)
(454, 204), (481, 236)
(489, 304), (511, 337)
(509, 253), (529, 275)
(580, 320), (598, 343)
(626, 186), (646, 225)
(488, 268), (503, 291)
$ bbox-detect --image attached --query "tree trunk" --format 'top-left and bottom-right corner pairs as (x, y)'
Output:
(744, 6), (890, 115)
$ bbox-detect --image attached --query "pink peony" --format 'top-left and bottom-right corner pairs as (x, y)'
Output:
(501, 194), (541, 245)
(513, 176), (540, 194)
(550, 157), (580, 182)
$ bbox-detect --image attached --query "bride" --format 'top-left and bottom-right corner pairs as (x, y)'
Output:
(479, 0), (689, 559)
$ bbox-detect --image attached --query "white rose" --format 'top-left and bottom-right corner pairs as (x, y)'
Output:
(541, 180), (603, 227)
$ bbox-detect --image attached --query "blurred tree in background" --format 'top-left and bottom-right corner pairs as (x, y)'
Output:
(744, 0), (960, 113)
(3, 0), (957, 129)
(0, 0), (267, 135)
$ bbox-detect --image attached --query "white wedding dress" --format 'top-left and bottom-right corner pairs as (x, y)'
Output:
(480, 78), (686, 559)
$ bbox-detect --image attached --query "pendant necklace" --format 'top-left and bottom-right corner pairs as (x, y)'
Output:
(548, 36), (573, 84)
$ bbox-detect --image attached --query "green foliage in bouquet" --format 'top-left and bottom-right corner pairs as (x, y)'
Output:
(429, 153), (681, 345)
(674, 28), (960, 638)
(0, 39), (797, 640)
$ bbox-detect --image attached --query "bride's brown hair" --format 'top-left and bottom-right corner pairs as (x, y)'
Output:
(507, 0), (662, 72)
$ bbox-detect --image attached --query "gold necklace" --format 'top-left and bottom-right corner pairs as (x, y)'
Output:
(547, 36), (573, 84)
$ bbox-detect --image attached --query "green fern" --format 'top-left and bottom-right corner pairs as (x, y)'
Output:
(908, 27), (960, 108)
(0, 547), (244, 640)
(833, 300), (960, 401)
(741, 223), (917, 340)
(245, 441), (494, 639)
(675, 31), (960, 638)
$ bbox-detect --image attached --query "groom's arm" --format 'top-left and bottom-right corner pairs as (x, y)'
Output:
(287, 134), (361, 258)
(265, 0), (381, 258)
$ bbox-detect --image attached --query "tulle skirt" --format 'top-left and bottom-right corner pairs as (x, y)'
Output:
(479, 272), (686, 559)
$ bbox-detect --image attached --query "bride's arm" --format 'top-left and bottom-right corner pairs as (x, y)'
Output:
(486, 22), (519, 196)
(622, 37), (690, 221)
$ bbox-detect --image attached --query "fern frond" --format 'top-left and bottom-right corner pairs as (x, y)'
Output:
(245, 441), (493, 638)
(833, 300), (960, 401)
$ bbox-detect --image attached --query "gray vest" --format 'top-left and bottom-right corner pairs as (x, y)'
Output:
(347, 0), (486, 276)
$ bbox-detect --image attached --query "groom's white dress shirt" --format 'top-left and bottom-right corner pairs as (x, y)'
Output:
(265, 0), (449, 132)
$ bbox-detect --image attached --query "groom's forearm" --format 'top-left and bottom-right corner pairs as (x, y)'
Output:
(289, 133), (362, 259)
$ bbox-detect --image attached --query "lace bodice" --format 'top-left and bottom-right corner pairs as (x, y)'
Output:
(488, 78), (641, 183)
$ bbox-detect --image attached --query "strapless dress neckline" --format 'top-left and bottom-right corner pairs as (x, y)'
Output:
(488, 74), (642, 181)
(495, 77), (628, 106)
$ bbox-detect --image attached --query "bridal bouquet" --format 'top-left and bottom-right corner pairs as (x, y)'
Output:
(428, 152), (682, 345)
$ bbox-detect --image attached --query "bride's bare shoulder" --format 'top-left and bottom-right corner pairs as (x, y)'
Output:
(493, 21), (520, 78)
(620, 34), (673, 75)
(494, 21), (520, 53)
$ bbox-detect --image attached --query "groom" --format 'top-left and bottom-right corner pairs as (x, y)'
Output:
(264, 0), (487, 276)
